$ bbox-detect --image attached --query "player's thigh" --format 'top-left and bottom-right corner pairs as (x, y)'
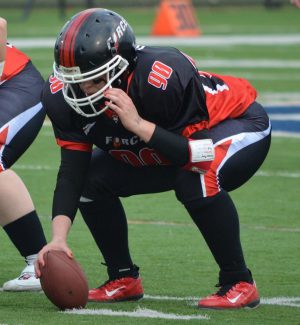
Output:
(213, 102), (271, 192)
(0, 62), (44, 116)
(0, 63), (45, 169)
(175, 102), (271, 200)
(218, 134), (271, 191)
(82, 148), (177, 199)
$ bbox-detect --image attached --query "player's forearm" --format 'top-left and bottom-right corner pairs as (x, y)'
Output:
(52, 148), (91, 221)
(147, 125), (215, 173)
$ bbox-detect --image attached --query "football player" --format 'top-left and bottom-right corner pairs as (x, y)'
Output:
(0, 17), (47, 291)
(35, 8), (271, 309)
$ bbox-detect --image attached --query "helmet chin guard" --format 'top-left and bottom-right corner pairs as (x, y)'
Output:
(54, 55), (129, 117)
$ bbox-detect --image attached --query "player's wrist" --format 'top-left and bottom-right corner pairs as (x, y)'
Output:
(132, 118), (156, 143)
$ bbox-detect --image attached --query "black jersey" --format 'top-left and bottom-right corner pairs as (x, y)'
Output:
(43, 46), (256, 167)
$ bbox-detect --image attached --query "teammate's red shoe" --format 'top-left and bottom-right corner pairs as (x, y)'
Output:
(88, 276), (144, 302)
(198, 281), (260, 309)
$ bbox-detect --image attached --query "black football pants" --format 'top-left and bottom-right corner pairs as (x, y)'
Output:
(79, 101), (271, 283)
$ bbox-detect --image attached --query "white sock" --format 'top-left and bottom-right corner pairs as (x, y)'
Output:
(25, 254), (38, 265)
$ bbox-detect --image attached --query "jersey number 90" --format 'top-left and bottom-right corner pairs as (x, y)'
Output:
(148, 61), (173, 90)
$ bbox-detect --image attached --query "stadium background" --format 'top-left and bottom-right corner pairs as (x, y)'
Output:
(0, 0), (294, 7)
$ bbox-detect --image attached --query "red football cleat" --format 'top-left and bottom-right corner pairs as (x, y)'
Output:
(88, 276), (144, 302)
(198, 281), (260, 309)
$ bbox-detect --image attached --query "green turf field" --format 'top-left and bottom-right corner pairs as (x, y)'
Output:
(0, 5), (299, 325)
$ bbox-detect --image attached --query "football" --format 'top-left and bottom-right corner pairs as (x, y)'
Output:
(40, 250), (89, 310)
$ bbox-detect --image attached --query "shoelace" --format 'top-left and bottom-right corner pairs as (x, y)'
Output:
(99, 278), (125, 290)
(215, 282), (247, 297)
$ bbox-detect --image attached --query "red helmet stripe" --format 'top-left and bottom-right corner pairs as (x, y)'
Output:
(60, 9), (96, 67)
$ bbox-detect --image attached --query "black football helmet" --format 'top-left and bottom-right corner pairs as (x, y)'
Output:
(53, 8), (137, 117)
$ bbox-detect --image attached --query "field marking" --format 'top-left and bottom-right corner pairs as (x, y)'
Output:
(144, 295), (300, 308)
(258, 92), (300, 105)
(12, 164), (300, 179)
(255, 170), (300, 178)
(64, 307), (210, 320)
(40, 121), (300, 137)
(195, 59), (300, 69)
(0, 285), (299, 309)
(34, 214), (300, 233)
(64, 296), (300, 320)
(13, 164), (56, 170)
(128, 220), (300, 233)
(10, 35), (300, 48)
(246, 225), (300, 233)
(270, 131), (300, 138)
(268, 113), (300, 121)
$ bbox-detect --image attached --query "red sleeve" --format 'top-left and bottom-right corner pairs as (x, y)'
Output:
(0, 45), (30, 83)
(204, 72), (257, 126)
(182, 72), (257, 137)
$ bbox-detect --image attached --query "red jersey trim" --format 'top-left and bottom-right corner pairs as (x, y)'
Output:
(56, 138), (92, 152)
(202, 139), (232, 197)
(182, 120), (209, 138)
(0, 45), (30, 83)
(126, 71), (134, 94)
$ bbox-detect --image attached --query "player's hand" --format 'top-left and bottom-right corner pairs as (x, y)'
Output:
(35, 240), (73, 278)
(104, 88), (155, 142)
(104, 88), (141, 132)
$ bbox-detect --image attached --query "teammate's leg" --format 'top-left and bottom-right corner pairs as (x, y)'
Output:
(1, 171), (46, 291)
(0, 62), (47, 291)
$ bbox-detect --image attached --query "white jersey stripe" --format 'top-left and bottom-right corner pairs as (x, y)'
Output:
(199, 121), (271, 197)
(215, 121), (271, 175)
(0, 102), (43, 170)
(200, 173), (206, 197)
(0, 102), (43, 144)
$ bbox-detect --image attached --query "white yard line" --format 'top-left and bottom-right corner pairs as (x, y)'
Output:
(64, 296), (299, 320)
(144, 295), (300, 308)
(64, 307), (210, 320)
(268, 114), (300, 121)
(270, 131), (300, 138)
(37, 121), (300, 138)
(255, 170), (300, 178)
(12, 164), (300, 179)
(9, 35), (300, 48)
(34, 215), (300, 233)
(0, 285), (299, 308)
(195, 59), (300, 68)
(138, 35), (300, 46)
(128, 220), (300, 233)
